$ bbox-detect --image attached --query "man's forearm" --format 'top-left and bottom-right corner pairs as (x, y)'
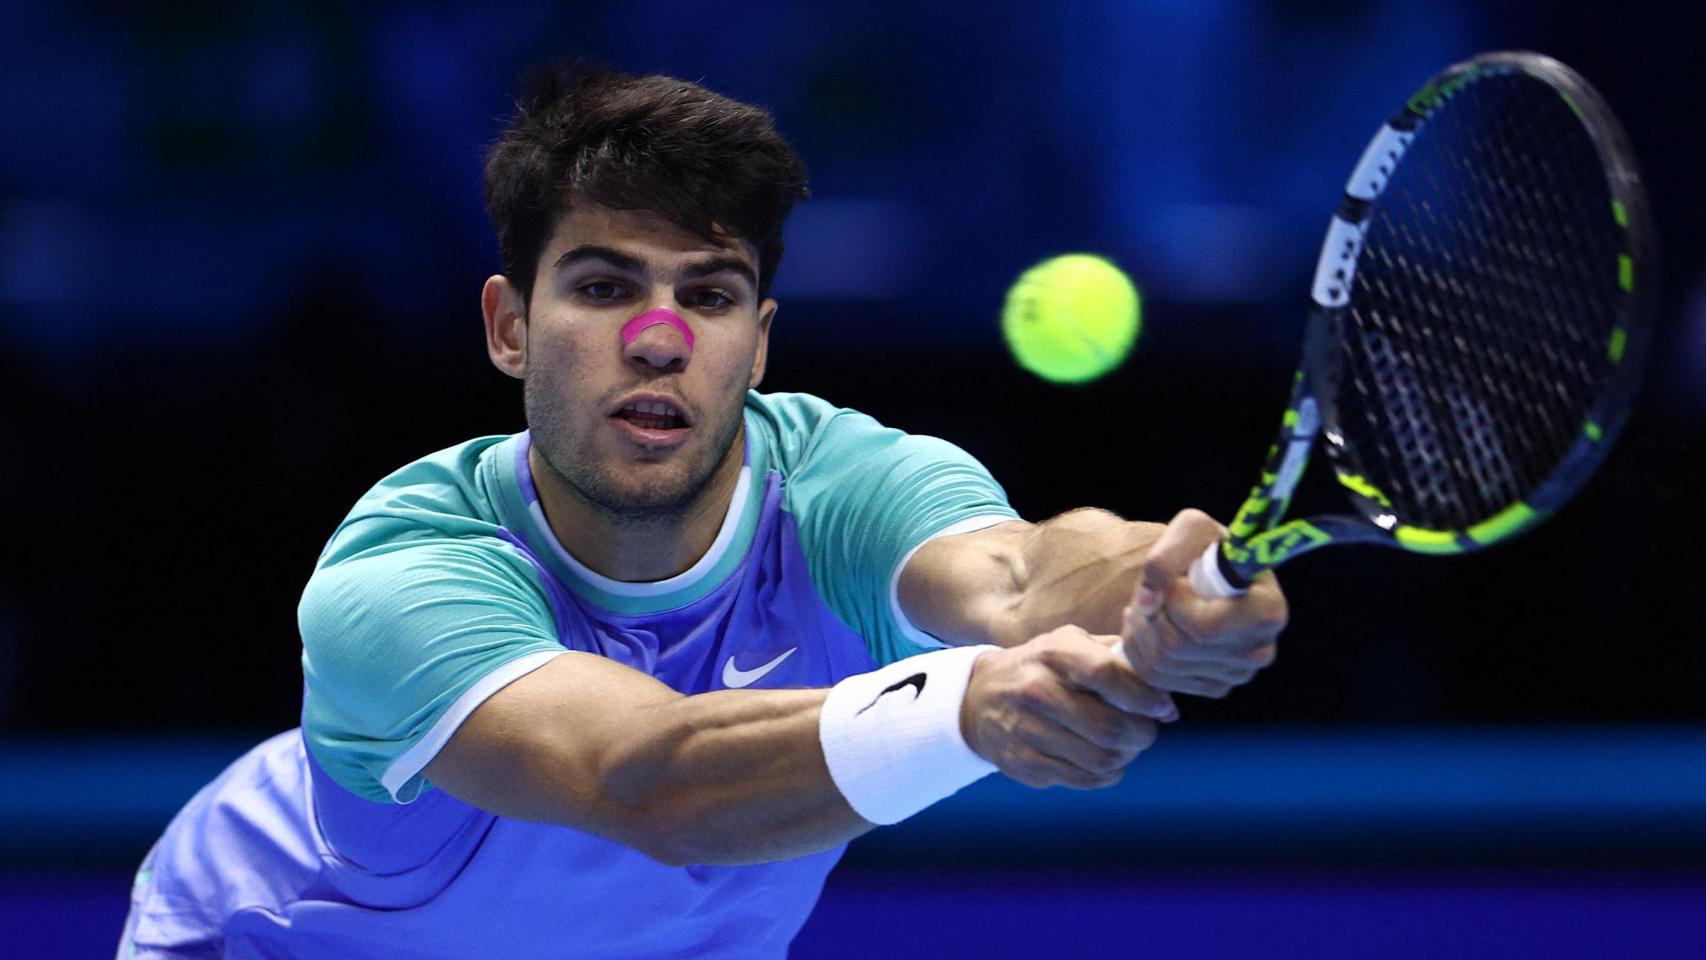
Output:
(426, 654), (872, 868)
(900, 507), (1284, 721)
(995, 508), (1160, 645)
(596, 687), (875, 865)
(896, 510), (1162, 649)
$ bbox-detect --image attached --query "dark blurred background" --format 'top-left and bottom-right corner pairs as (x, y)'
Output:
(4, 1), (1706, 956)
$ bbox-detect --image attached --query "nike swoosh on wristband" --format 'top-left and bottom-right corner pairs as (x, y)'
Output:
(721, 647), (798, 688)
(856, 673), (927, 715)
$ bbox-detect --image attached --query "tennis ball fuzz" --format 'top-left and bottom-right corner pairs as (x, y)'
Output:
(1001, 254), (1141, 384)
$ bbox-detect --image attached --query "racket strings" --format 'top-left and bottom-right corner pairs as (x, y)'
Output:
(1337, 71), (1623, 532)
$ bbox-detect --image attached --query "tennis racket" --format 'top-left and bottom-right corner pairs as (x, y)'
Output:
(1189, 51), (1655, 599)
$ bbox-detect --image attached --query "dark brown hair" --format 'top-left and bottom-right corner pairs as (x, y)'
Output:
(484, 65), (809, 305)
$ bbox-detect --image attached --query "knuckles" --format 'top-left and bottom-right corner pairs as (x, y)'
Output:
(1087, 746), (1127, 774)
(1103, 714), (1157, 751)
(1256, 602), (1290, 636)
(1172, 507), (1220, 530)
(1250, 576), (1290, 633)
(1086, 768), (1125, 789)
(1014, 676), (1054, 711)
(1010, 768), (1052, 790)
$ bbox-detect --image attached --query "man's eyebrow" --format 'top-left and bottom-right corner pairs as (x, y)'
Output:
(552, 245), (644, 273)
(681, 256), (758, 290)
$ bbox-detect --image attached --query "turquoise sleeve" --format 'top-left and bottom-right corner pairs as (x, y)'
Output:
(298, 532), (565, 803)
(765, 395), (1020, 666)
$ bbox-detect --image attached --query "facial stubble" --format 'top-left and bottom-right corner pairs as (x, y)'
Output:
(523, 369), (745, 526)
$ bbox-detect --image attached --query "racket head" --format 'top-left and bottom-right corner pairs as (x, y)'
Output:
(1305, 50), (1655, 558)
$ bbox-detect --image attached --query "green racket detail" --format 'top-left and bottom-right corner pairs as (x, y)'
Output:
(1191, 51), (1654, 598)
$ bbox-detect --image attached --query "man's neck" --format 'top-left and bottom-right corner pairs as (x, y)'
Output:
(528, 430), (744, 583)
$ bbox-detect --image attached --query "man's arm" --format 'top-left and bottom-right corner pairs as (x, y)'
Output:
(897, 510), (1151, 647)
(898, 508), (1288, 697)
(423, 652), (858, 867)
(423, 631), (1171, 867)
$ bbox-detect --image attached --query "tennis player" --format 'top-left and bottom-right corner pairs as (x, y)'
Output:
(119, 67), (1285, 959)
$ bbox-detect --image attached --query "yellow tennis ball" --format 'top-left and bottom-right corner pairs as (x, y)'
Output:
(1001, 254), (1141, 384)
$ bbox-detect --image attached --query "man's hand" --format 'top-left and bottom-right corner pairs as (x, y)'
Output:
(1119, 509), (1289, 699)
(960, 625), (1176, 790)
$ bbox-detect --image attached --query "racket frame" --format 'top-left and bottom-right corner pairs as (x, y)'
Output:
(1206, 51), (1654, 592)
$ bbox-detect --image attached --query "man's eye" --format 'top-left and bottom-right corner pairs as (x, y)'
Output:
(686, 289), (733, 310)
(580, 281), (625, 301)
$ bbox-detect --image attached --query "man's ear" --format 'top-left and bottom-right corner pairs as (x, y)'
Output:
(750, 298), (776, 388)
(482, 275), (527, 379)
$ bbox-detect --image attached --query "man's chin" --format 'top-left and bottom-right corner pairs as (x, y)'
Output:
(576, 467), (707, 521)
(535, 409), (743, 522)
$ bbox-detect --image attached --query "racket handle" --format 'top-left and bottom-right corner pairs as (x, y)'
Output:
(1189, 542), (1249, 599)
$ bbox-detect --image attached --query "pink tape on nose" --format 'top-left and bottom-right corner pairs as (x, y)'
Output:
(621, 308), (696, 351)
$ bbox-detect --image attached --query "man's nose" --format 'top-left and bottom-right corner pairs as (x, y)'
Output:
(621, 307), (695, 372)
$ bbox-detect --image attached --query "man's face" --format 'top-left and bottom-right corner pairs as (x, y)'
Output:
(517, 202), (773, 522)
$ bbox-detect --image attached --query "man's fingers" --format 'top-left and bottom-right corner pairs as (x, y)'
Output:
(1140, 669), (1237, 699)
(1133, 577), (1286, 642)
(1011, 758), (1123, 791)
(1056, 766), (1127, 792)
(1063, 632), (1178, 721)
(1125, 616), (1276, 665)
(970, 625), (1173, 791)
(1035, 685), (1162, 756)
(1144, 654), (1260, 686)
(1019, 714), (1134, 774)
(1121, 597), (1279, 699)
(1004, 734), (1127, 790)
(1138, 509), (1228, 601)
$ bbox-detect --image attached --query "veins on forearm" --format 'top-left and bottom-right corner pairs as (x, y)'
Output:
(597, 689), (870, 865)
(1008, 508), (1154, 639)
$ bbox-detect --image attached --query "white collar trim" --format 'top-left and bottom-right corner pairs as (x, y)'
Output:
(528, 465), (753, 598)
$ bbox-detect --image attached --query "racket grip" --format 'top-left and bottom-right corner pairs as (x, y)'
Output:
(1189, 542), (1249, 599)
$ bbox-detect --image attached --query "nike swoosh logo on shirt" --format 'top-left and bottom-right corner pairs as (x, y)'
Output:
(721, 647), (798, 688)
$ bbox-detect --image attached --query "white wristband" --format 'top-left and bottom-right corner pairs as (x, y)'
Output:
(818, 644), (999, 825)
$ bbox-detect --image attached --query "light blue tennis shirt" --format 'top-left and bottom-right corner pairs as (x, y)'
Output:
(122, 391), (1018, 960)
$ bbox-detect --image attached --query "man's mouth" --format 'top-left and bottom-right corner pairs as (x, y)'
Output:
(613, 397), (691, 432)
